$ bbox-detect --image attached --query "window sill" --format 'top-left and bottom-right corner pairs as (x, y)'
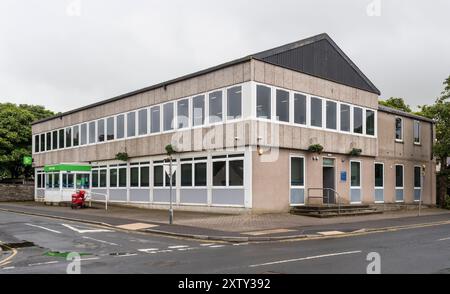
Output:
(395, 140), (404, 144)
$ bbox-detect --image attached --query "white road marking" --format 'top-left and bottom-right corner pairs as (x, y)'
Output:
(149, 250), (173, 254)
(233, 243), (249, 246)
(249, 250), (363, 268)
(138, 248), (159, 253)
(79, 257), (100, 262)
(62, 224), (112, 234)
(28, 261), (59, 267)
(168, 245), (189, 249)
(1, 266), (15, 270)
(200, 243), (215, 247)
(25, 223), (61, 234)
(114, 253), (138, 258)
(437, 237), (450, 241)
(82, 236), (118, 246)
(208, 245), (226, 248)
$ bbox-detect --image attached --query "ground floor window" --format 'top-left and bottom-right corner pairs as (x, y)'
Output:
(374, 163), (384, 203)
(62, 174), (74, 189)
(212, 154), (244, 187)
(109, 165), (127, 188)
(290, 156), (305, 205)
(180, 157), (207, 187)
(414, 166), (422, 202)
(36, 171), (45, 189)
(153, 160), (176, 187)
(350, 161), (362, 203)
(130, 162), (150, 188)
(395, 165), (404, 202)
(92, 167), (107, 188)
(45, 173), (60, 189)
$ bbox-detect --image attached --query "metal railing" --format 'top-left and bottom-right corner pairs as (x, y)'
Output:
(86, 191), (109, 211)
(307, 188), (343, 215)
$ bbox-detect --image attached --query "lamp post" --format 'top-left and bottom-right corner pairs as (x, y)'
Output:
(165, 144), (176, 225)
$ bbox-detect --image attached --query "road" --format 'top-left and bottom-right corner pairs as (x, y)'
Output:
(0, 211), (449, 274)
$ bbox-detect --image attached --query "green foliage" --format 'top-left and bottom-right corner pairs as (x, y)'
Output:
(349, 148), (362, 156)
(379, 97), (412, 113)
(444, 195), (450, 210)
(308, 144), (324, 154)
(0, 103), (55, 179)
(165, 144), (176, 156)
(115, 152), (129, 162)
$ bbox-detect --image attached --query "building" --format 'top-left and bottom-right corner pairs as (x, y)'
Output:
(31, 33), (436, 213)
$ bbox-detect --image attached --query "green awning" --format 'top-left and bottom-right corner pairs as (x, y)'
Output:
(44, 164), (91, 173)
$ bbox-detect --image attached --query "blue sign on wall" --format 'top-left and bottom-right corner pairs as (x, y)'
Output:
(340, 171), (347, 182)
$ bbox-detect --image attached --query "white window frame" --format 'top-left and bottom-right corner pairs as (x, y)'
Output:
(211, 154), (245, 189)
(226, 84), (244, 122)
(350, 160), (362, 204)
(207, 89), (225, 126)
(414, 120), (421, 145)
(289, 154), (306, 207)
(414, 165), (422, 202)
(395, 117), (404, 142)
(395, 164), (404, 203)
(374, 162), (384, 203)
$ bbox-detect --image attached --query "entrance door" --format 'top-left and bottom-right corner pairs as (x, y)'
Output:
(323, 158), (336, 204)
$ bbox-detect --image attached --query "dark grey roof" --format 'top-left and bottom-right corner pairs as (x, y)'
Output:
(378, 105), (434, 123)
(33, 33), (380, 125)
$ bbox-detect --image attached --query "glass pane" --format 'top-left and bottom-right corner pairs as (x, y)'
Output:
(40, 134), (45, 151)
(414, 167), (421, 188)
(119, 168), (127, 187)
(209, 91), (223, 123)
(181, 163), (192, 187)
(92, 170), (99, 188)
(127, 112), (136, 137)
(291, 157), (304, 186)
(37, 172), (42, 187)
(227, 86), (242, 120)
(414, 121), (420, 143)
(80, 124), (87, 145)
(395, 118), (402, 140)
(138, 109), (148, 135)
(395, 165), (403, 187)
(353, 107), (363, 134)
(294, 93), (306, 125)
(52, 131), (58, 149)
(53, 173), (60, 188)
(34, 135), (40, 153)
(194, 162), (207, 187)
(76, 174), (90, 189)
(46, 132), (51, 150)
(107, 117), (114, 141)
(65, 128), (72, 147)
(229, 160), (244, 186)
(46, 174), (52, 188)
(192, 95), (205, 126)
(276, 89), (289, 122)
(163, 103), (174, 131)
(100, 170), (107, 187)
(326, 101), (337, 130)
(366, 110), (375, 136)
(257, 85), (271, 119)
(117, 114), (125, 139)
(59, 129), (65, 149)
(140, 166), (150, 187)
(150, 106), (160, 133)
(110, 169), (117, 187)
(310, 97), (322, 127)
(351, 162), (361, 187)
(375, 164), (383, 187)
(213, 161), (226, 186)
(340, 104), (350, 132)
(73, 126), (79, 146)
(67, 174), (74, 188)
(98, 119), (105, 142)
(177, 99), (190, 129)
(89, 122), (96, 144)
(130, 167), (139, 187)
(154, 165), (163, 187)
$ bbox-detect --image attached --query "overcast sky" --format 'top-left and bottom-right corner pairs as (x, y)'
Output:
(0, 0), (449, 113)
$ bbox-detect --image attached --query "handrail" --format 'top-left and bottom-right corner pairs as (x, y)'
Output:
(307, 188), (343, 215)
(86, 191), (109, 211)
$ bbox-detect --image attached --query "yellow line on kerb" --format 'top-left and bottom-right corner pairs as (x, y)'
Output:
(0, 241), (18, 267)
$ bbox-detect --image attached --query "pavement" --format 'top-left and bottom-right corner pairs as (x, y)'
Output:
(0, 201), (449, 242)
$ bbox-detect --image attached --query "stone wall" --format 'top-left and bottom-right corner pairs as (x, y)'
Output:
(0, 184), (34, 202)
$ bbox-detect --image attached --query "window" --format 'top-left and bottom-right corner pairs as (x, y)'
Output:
(375, 163), (384, 187)
(119, 168), (127, 187)
(395, 118), (403, 141)
(88, 122), (96, 144)
(53, 173), (60, 189)
(414, 166), (421, 188)
(227, 86), (242, 120)
(414, 121), (421, 144)
(177, 99), (189, 129)
(150, 106), (160, 133)
(153, 165), (164, 187)
(97, 119), (105, 142)
(92, 170), (99, 188)
(213, 161), (226, 186)
(276, 89), (289, 122)
(192, 95), (205, 126)
(46, 132), (51, 151)
(127, 112), (136, 137)
(395, 165), (403, 188)
(340, 104), (350, 132)
(40, 134), (45, 152)
(140, 166), (150, 187)
(34, 135), (39, 153)
(109, 166), (126, 188)
(46, 173), (53, 188)
(107, 117), (114, 141)
(92, 168), (107, 188)
(130, 167), (139, 187)
(59, 129), (64, 149)
(110, 168), (118, 187)
(52, 131), (58, 150)
(209, 91), (223, 123)
(294, 93), (306, 125)
(310, 97), (322, 127)
(229, 160), (244, 186)
(212, 154), (244, 187)
(116, 114), (125, 139)
(257, 85), (271, 119)
(37, 172), (43, 188)
(351, 161), (361, 187)
(63, 174), (74, 189)
(181, 163), (192, 187)
(99, 169), (107, 188)
(353, 107), (363, 134)
(80, 124), (87, 145)
(65, 127), (72, 148)
(291, 157), (305, 186)
(194, 162), (207, 186)
(163, 103), (174, 131)
(73, 126), (79, 146)
(138, 109), (148, 135)
(165, 163), (176, 187)
(366, 110), (375, 136)
(76, 174), (90, 189)
(326, 101), (337, 130)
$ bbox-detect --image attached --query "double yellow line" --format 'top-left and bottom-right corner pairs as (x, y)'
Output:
(0, 242), (18, 267)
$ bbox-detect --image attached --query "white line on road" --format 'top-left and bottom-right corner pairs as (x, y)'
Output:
(79, 257), (100, 262)
(1, 266), (15, 270)
(168, 245), (189, 249)
(249, 250), (363, 268)
(138, 248), (159, 253)
(437, 237), (450, 241)
(114, 253), (138, 258)
(208, 245), (226, 248)
(82, 236), (119, 246)
(28, 261), (59, 267)
(200, 243), (215, 247)
(25, 223), (61, 234)
(62, 224), (112, 234)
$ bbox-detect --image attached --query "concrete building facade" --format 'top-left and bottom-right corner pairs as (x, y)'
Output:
(31, 34), (436, 213)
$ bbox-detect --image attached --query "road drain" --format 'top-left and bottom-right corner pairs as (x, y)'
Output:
(0, 241), (36, 251)
(44, 251), (92, 258)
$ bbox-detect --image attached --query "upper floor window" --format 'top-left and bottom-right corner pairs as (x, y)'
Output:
(340, 104), (351, 132)
(395, 117), (403, 141)
(326, 101), (337, 130)
(293, 93), (306, 125)
(276, 89), (289, 122)
(177, 99), (189, 129)
(127, 112), (136, 137)
(65, 127), (72, 148)
(52, 131), (58, 150)
(192, 95), (205, 127)
(116, 114), (125, 139)
(106, 117), (115, 141)
(59, 129), (65, 149)
(256, 85), (271, 119)
(353, 107), (363, 134)
(227, 86), (242, 120)
(138, 109), (148, 136)
(88, 122), (96, 144)
(150, 106), (160, 133)
(46, 132), (51, 151)
(73, 126), (80, 147)
(40, 134), (45, 152)
(34, 135), (40, 153)
(209, 91), (223, 124)
(414, 120), (420, 144)
(310, 97), (322, 128)
(163, 102), (174, 132)
(80, 124), (87, 145)
(366, 110), (375, 136)
(97, 119), (105, 142)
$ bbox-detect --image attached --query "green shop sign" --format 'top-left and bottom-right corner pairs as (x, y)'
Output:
(44, 164), (91, 173)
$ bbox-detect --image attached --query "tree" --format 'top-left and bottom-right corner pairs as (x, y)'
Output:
(379, 97), (412, 113)
(418, 75), (450, 207)
(0, 103), (55, 179)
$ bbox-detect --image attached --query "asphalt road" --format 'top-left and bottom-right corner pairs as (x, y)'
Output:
(0, 211), (449, 274)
